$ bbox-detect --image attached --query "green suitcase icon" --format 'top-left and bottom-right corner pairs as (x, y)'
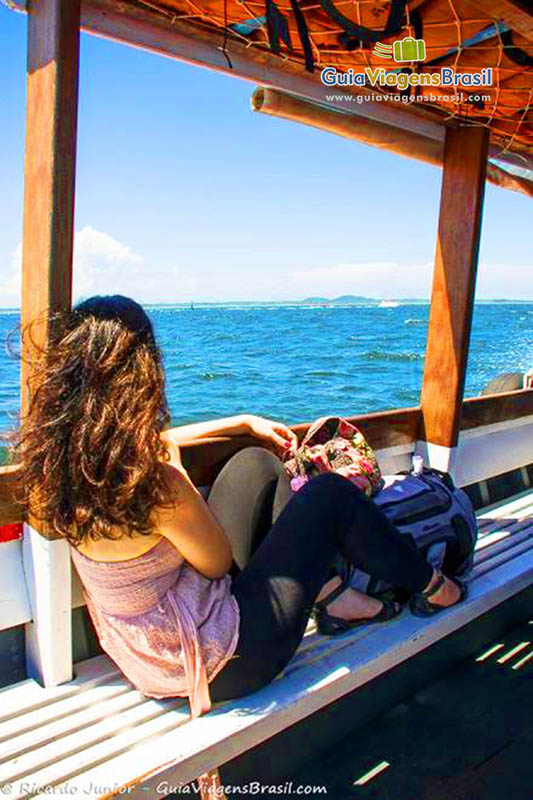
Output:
(393, 37), (426, 62)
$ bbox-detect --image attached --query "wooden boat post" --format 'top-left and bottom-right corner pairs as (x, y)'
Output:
(418, 126), (490, 476)
(20, 0), (81, 686)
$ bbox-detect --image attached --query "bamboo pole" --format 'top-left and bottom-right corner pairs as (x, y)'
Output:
(251, 88), (533, 198)
(252, 87), (444, 166)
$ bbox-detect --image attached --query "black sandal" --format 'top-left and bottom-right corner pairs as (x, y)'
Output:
(409, 571), (468, 618)
(312, 565), (402, 636)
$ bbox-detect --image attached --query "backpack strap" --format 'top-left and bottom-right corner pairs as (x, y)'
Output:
(290, 0), (314, 72)
(319, 0), (408, 48)
(501, 30), (533, 68)
(266, 0), (292, 56)
(264, 0), (408, 71)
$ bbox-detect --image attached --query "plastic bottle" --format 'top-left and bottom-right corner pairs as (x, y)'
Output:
(412, 454), (424, 475)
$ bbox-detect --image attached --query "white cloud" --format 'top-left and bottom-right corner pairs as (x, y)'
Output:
(72, 226), (142, 299)
(75, 226), (141, 264)
(1, 226), (144, 306)
(295, 262), (398, 280)
(476, 263), (533, 299)
(1, 234), (532, 305)
(288, 260), (533, 301)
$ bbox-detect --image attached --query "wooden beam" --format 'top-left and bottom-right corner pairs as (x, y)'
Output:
(419, 126), (490, 466)
(0, 465), (25, 525)
(21, 0), (81, 687)
(180, 407), (421, 486)
(0, 407), (422, 519)
(486, 163), (533, 199)
(80, 0), (531, 176)
(6, 0), (531, 178)
(461, 389), (533, 430)
(21, 0), (80, 494)
(470, 0), (533, 41)
(79, 0), (442, 142)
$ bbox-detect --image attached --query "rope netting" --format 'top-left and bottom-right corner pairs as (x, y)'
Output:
(131, 0), (532, 159)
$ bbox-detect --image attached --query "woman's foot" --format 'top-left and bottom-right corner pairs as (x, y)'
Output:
(313, 575), (402, 635)
(409, 569), (467, 618)
(421, 569), (462, 607)
(316, 576), (389, 621)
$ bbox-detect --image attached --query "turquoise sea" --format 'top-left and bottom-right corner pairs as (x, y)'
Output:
(0, 302), (531, 433)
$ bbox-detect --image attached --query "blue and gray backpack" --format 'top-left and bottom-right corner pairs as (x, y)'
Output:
(346, 468), (478, 598)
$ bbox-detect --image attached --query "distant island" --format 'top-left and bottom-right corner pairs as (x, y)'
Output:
(141, 297), (531, 307)
(0, 297), (531, 312)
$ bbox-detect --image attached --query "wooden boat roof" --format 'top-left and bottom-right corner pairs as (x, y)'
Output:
(5, 0), (532, 181)
(118, 0), (532, 157)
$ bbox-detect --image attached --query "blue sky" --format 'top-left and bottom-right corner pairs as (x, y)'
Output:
(1, 4), (531, 304)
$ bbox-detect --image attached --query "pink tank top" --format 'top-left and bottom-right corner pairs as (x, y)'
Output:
(70, 538), (240, 718)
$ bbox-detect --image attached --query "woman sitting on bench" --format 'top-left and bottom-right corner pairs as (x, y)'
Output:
(15, 295), (466, 717)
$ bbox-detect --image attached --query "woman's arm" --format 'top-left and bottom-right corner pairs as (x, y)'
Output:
(154, 415), (297, 577)
(163, 414), (298, 455)
(163, 415), (251, 443)
(153, 460), (233, 579)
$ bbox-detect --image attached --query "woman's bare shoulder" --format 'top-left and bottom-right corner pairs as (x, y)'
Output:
(152, 459), (203, 520)
(74, 463), (200, 564)
(75, 529), (165, 563)
(151, 460), (233, 579)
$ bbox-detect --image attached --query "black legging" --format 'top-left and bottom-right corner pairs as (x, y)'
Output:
(208, 448), (433, 702)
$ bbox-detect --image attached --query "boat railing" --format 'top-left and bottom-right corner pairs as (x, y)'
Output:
(1, 387), (532, 637)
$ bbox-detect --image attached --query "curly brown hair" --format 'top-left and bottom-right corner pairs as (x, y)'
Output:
(13, 295), (174, 545)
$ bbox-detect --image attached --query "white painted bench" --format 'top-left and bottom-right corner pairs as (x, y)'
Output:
(1, 489), (532, 799)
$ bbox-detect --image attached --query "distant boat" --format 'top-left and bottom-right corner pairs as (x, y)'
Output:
(379, 300), (400, 308)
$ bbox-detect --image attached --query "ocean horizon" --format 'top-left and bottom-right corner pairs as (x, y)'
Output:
(0, 298), (532, 313)
(0, 300), (531, 436)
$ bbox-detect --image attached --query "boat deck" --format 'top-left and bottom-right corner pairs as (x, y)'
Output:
(0, 489), (532, 798)
(291, 617), (533, 799)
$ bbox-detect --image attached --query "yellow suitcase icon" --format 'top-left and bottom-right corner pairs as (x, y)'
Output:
(393, 37), (426, 62)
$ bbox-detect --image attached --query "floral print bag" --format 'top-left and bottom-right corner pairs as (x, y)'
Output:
(283, 416), (383, 496)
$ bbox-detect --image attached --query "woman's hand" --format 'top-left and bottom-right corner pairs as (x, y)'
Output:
(244, 415), (298, 456)
(161, 414), (299, 457)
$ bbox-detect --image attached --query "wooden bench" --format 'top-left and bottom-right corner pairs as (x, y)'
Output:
(0, 489), (532, 799)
